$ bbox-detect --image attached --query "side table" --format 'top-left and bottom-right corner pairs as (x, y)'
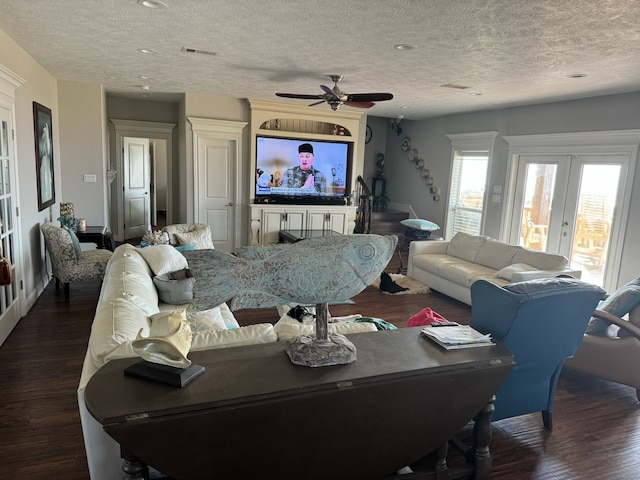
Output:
(75, 226), (115, 251)
(397, 229), (443, 274)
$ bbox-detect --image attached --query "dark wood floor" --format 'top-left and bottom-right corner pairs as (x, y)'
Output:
(1, 256), (639, 479)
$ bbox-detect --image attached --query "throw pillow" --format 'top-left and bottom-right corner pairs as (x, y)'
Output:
(586, 284), (640, 334)
(186, 306), (228, 332)
(62, 226), (81, 259)
(174, 244), (196, 254)
(400, 218), (440, 231)
(138, 244), (189, 276)
(495, 263), (537, 281)
(175, 227), (214, 249)
(153, 269), (195, 304)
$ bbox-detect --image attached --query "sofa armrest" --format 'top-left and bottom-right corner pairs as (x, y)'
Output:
(408, 240), (449, 257)
(592, 309), (640, 340)
(510, 268), (581, 283)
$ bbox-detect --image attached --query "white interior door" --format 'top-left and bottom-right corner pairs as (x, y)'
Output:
(195, 137), (236, 253)
(0, 106), (22, 346)
(123, 136), (150, 239)
(509, 154), (629, 288)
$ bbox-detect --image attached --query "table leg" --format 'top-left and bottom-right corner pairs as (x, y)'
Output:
(121, 448), (149, 480)
(467, 395), (495, 480)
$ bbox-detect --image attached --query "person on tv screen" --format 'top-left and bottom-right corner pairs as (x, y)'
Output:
(281, 143), (328, 193)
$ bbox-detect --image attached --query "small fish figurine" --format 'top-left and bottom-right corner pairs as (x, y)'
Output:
(184, 234), (397, 311)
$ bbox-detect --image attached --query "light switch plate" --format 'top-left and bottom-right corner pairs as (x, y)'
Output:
(84, 174), (97, 183)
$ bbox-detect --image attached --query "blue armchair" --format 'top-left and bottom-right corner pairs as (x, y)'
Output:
(470, 277), (605, 430)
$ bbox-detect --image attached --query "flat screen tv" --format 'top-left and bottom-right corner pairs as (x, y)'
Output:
(254, 135), (353, 205)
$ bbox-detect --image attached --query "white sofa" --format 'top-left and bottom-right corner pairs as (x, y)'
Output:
(407, 232), (581, 305)
(77, 243), (376, 479)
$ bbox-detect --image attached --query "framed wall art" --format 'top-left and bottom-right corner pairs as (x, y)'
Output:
(33, 101), (55, 211)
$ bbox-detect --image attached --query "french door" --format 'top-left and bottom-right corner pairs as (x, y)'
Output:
(508, 154), (629, 289)
(0, 105), (22, 346)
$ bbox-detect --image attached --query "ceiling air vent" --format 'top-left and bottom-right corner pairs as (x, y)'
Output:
(181, 47), (217, 57)
(441, 83), (470, 90)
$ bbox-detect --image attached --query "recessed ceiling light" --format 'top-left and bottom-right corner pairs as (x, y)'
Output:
(469, 92), (483, 96)
(401, 106), (410, 109)
(138, 48), (158, 54)
(139, 75), (153, 80)
(567, 73), (587, 78)
(137, 0), (167, 8)
(394, 44), (416, 50)
(140, 85), (150, 91)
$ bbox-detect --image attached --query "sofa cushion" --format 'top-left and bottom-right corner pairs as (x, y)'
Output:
(273, 315), (377, 341)
(138, 244), (189, 275)
(495, 263), (538, 281)
(89, 298), (151, 368)
(436, 261), (498, 288)
(446, 232), (487, 263)
(153, 269), (195, 304)
(99, 246), (159, 315)
(512, 248), (568, 270)
(475, 239), (521, 270)
(190, 323), (278, 350)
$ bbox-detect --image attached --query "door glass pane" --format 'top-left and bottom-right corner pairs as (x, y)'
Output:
(570, 164), (620, 286)
(3, 158), (9, 194)
(519, 163), (557, 251)
(1, 121), (7, 157)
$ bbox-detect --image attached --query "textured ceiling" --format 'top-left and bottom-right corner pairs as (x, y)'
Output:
(2, 0), (640, 119)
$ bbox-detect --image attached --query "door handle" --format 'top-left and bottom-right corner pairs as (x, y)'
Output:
(226, 202), (234, 207)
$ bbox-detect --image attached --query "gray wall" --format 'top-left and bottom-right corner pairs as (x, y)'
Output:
(372, 91), (640, 286)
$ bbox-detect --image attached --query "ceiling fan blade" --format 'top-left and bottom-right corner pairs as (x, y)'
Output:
(347, 93), (394, 102)
(320, 84), (342, 100)
(276, 93), (324, 100)
(344, 101), (375, 109)
(308, 100), (326, 107)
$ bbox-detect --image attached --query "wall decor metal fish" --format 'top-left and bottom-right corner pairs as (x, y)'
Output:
(184, 234), (397, 311)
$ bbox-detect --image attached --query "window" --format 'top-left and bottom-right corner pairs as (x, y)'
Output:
(446, 151), (489, 238)
(445, 132), (497, 240)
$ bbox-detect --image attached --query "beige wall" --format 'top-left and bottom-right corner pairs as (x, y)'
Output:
(57, 80), (108, 227)
(0, 29), (59, 308)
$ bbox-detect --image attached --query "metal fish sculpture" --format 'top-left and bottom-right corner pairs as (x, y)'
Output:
(184, 234), (397, 311)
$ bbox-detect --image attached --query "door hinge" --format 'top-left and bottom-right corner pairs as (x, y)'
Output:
(11, 129), (15, 140)
(15, 206), (19, 217)
(20, 280), (23, 290)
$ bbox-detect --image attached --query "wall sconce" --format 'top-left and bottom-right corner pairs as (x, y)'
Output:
(390, 115), (404, 136)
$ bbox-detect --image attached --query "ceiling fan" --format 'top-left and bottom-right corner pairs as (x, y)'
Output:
(276, 75), (393, 111)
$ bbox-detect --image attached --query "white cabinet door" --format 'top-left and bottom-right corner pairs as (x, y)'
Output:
(327, 210), (350, 233)
(283, 210), (305, 232)
(307, 211), (328, 230)
(261, 210), (284, 244)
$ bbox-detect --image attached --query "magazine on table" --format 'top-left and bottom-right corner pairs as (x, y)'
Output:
(421, 324), (495, 350)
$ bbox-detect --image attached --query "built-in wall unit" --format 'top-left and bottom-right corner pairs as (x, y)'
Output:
(247, 100), (365, 244)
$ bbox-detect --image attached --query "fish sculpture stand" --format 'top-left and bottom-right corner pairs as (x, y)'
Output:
(184, 234), (398, 367)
